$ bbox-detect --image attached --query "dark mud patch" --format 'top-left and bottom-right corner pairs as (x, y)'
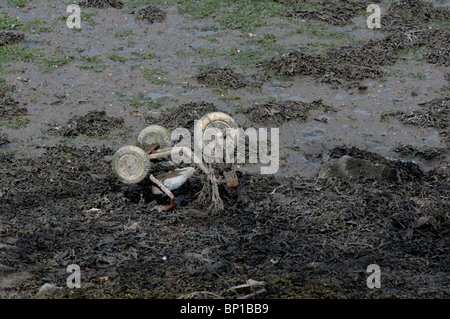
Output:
(48, 111), (124, 137)
(282, 0), (373, 26)
(426, 48), (449, 67)
(0, 133), (9, 146)
(382, 97), (449, 144)
(196, 67), (265, 89)
(244, 99), (334, 124)
(260, 28), (450, 88)
(322, 145), (424, 182)
(1, 144), (448, 298)
(383, 0), (450, 31)
(0, 96), (27, 120)
(393, 144), (447, 160)
(152, 101), (218, 131)
(79, 0), (124, 9)
(133, 5), (167, 24)
(0, 31), (25, 46)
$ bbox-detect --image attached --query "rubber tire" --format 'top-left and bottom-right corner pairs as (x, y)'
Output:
(195, 112), (239, 150)
(137, 124), (173, 151)
(112, 145), (151, 184)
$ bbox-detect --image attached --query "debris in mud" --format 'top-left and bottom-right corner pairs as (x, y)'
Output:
(0, 142), (448, 298)
(398, 97), (449, 144)
(0, 96), (27, 120)
(196, 67), (265, 89)
(0, 133), (10, 146)
(0, 31), (25, 46)
(79, 0), (124, 8)
(319, 145), (423, 182)
(393, 144), (447, 160)
(154, 101), (218, 130)
(425, 48), (449, 67)
(49, 110), (124, 137)
(282, 0), (368, 26)
(382, 97), (449, 144)
(244, 99), (334, 124)
(383, 0), (450, 30)
(260, 28), (450, 87)
(133, 5), (167, 24)
(259, 50), (383, 88)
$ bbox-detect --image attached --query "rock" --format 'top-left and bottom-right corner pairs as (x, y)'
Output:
(37, 283), (62, 297)
(318, 154), (396, 181)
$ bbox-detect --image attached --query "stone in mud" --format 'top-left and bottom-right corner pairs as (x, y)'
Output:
(36, 283), (62, 297)
(318, 154), (397, 181)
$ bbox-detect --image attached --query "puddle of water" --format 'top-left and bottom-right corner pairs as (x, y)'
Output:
(301, 126), (325, 141)
(352, 109), (372, 116)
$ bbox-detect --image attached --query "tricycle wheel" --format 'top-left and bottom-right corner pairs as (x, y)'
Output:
(137, 124), (173, 152)
(112, 145), (151, 184)
(195, 112), (239, 150)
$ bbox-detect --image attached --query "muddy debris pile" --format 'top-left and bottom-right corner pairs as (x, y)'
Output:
(0, 31), (25, 46)
(0, 95), (27, 120)
(319, 145), (423, 182)
(282, 0), (376, 26)
(152, 101), (218, 132)
(260, 27), (450, 88)
(244, 99), (334, 124)
(0, 142), (448, 298)
(48, 110), (124, 137)
(133, 5), (167, 23)
(383, 0), (450, 30)
(196, 67), (265, 89)
(393, 144), (447, 161)
(259, 50), (382, 89)
(79, 0), (124, 8)
(426, 48), (449, 67)
(382, 97), (449, 144)
(0, 133), (9, 146)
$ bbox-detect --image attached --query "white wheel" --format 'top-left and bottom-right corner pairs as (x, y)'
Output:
(137, 124), (173, 151)
(112, 145), (151, 184)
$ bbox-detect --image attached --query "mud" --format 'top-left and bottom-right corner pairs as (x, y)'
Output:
(261, 28), (450, 88)
(383, 0), (450, 30)
(0, 133), (9, 146)
(283, 0), (369, 26)
(48, 110), (125, 137)
(244, 99), (334, 124)
(154, 101), (218, 131)
(79, 0), (124, 9)
(133, 5), (166, 24)
(382, 97), (449, 144)
(393, 144), (447, 160)
(0, 95), (28, 120)
(0, 31), (25, 47)
(0, 0), (449, 299)
(196, 67), (265, 89)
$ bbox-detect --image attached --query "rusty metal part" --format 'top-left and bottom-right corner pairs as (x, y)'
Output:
(149, 174), (175, 211)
